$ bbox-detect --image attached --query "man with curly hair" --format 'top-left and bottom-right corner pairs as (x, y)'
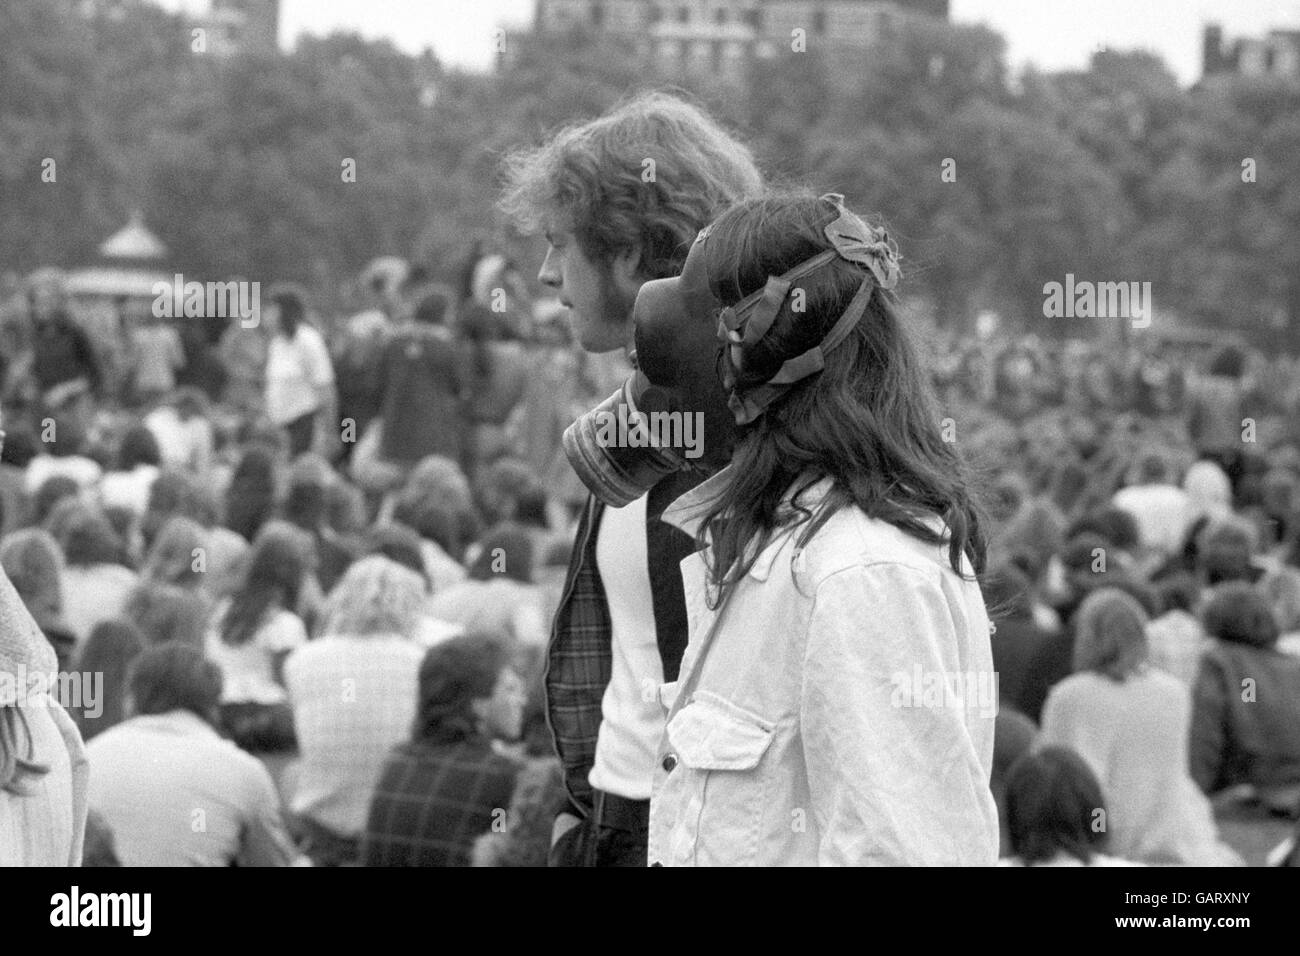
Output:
(499, 92), (763, 866)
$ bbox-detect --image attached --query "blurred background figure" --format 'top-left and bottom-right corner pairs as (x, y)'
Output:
(361, 633), (525, 867)
(1000, 746), (1135, 867)
(1037, 588), (1240, 865)
(85, 644), (296, 867)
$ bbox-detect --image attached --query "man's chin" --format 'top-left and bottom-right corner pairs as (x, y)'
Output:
(577, 320), (632, 355)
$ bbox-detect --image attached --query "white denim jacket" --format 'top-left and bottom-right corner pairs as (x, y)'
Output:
(648, 470), (999, 866)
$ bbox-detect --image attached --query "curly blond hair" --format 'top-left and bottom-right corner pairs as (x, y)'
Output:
(499, 90), (763, 279)
(322, 555), (426, 639)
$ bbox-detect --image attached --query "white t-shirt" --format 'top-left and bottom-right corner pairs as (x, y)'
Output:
(588, 493), (664, 801)
(85, 710), (295, 866)
(144, 407), (213, 474)
(98, 464), (159, 516)
(265, 325), (334, 427)
(1112, 483), (1193, 555)
(23, 454), (102, 495)
(205, 602), (307, 704)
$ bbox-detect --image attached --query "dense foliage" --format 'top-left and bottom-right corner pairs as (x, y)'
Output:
(2, 0), (1297, 343)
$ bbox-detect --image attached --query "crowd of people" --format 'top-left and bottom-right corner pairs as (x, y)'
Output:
(1, 91), (1299, 868)
(949, 331), (1300, 866)
(0, 252), (618, 866)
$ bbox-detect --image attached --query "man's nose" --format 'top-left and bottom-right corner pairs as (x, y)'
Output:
(538, 249), (560, 289)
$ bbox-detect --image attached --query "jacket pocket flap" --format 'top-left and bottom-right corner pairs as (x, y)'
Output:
(666, 692), (775, 771)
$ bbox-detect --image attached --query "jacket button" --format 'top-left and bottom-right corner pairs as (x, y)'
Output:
(662, 754), (677, 773)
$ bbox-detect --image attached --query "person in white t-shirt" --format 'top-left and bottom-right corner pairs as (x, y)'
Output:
(263, 287), (336, 458)
(85, 644), (297, 867)
(1111, 453), (1193, 557)
(205, 522), (312, 752)
(143, 388), (213, 476)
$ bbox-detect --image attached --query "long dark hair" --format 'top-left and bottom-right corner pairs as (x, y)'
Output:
(219, 524), (309, 646)
(73, 618), (145, 741)
(224, 445), (277, 543)
(413, 633), (511, 744)
(1005, 747), (1109, 865)
(693, 193), (987, 606)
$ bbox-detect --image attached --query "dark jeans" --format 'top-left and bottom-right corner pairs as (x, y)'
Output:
(548, 789), (649, 867)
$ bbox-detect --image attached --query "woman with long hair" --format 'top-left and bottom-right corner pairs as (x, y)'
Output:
(634, 192), (997, 865)
(205, 521), (312, 752)
(263, 287), (336, 458)
(223, 443), (278, 544)
(1039, 588), (1239, 865)
(71, 618), (145, 742)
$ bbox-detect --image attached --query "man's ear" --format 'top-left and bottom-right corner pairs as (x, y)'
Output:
(610, 247), (643, 298)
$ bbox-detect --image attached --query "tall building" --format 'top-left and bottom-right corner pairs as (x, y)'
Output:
(201, 0), (281, 57)
(516, 1), (950, 80)
(1203, 23), (1300, 82)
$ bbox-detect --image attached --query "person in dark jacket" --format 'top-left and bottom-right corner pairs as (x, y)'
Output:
(375, 285), (465, 470)
(361, 634), (526, 867)
(1187, 345), (1248, 499)
(1191, 582), (1300, 812)
(27, 272), (101, 402)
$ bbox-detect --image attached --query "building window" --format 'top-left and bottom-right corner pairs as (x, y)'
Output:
(744, 9), (762, 31)
(812, 9), (827, 34)
(591, 1), (604, 28)
(648, 4), (662, 24)
(715, 9), (727, 25)
(678, 6), (689, 24)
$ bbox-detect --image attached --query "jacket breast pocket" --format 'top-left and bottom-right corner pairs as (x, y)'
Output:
(664, 691), (775, 865)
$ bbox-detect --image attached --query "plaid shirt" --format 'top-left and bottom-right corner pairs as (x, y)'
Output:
(361, 736), (519, 867)
(544, 475), (701, 816)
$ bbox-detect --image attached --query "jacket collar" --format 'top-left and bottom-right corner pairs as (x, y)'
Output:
(662, 466), (835, 582)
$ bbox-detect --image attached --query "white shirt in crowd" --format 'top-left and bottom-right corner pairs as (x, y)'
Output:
(204, 602), (307, 705)
(98, 464), (159, 516)
(1038, 667), (1240, 866)
(264, 325), (334, 427)
(1112, 482), (1193, 555)
(144, 406), (213, 474)
(86, 710), (295, 866)
(587, 493), (665, 802)
(61, 563), (139, 647)
(22, 454), (101, 495)
(283, 633), (424, 837)
(424, 577), (547, 647)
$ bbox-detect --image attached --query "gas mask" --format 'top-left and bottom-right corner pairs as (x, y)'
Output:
(563, 193), (900, 508)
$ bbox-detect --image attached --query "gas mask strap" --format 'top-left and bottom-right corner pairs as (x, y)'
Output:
(725, 276), (874, 425)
